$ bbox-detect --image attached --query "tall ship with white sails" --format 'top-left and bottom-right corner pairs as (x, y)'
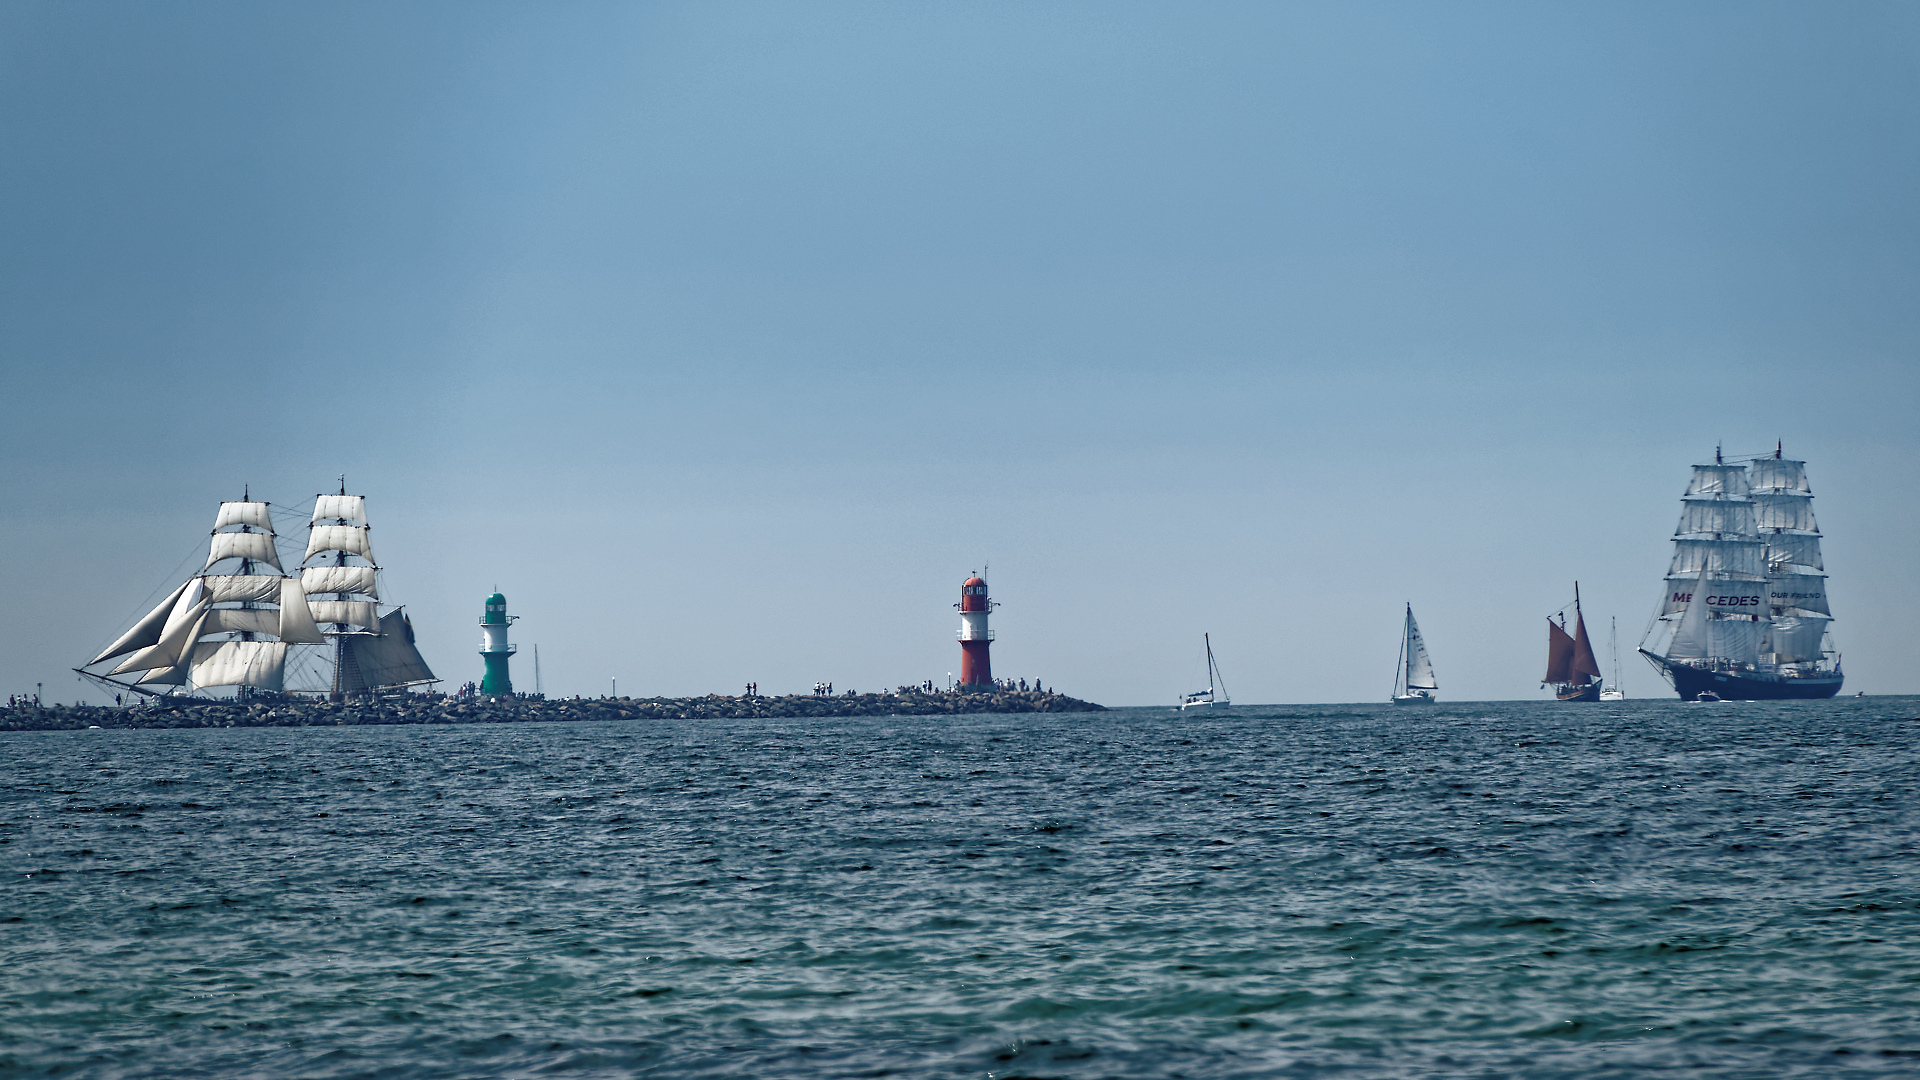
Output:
(1638, 446), (1842, 700)
(78, 485), (436, 699)
(1390, 604), (1437, 704)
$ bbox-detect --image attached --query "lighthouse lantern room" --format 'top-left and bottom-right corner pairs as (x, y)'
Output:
(956, 573), (996, 687)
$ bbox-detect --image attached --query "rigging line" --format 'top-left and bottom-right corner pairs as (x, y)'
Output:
(89, 538), (210, 660)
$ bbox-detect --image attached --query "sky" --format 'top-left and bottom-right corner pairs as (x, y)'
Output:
(3, 1), (1917, 706)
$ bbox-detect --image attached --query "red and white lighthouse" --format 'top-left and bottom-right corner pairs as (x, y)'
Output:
(956, 572), (996, 687)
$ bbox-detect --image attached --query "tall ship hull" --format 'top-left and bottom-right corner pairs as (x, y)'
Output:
(1639, 446), (1842, 701)
(1647, 654), (1844, 700)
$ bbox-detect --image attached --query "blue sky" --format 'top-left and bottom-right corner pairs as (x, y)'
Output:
(4, 2), (1916, 704)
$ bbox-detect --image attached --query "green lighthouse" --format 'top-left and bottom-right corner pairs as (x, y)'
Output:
(479, 591), (516, 694)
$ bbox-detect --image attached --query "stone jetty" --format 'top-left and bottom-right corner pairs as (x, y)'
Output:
(0, 688), (1103, 732)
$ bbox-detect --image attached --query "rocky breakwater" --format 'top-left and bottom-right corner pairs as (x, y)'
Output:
(0, 688), (1102, 731)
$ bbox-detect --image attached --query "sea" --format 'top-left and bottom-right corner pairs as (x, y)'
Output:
(3, 697), (1917, 1079)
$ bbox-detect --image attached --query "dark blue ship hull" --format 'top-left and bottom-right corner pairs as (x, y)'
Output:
(1649, 653), (1844, 700)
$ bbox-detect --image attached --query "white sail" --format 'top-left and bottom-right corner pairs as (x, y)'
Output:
(277, 577), (328, 644)
(1403, 611), (1436, 690)
(300, 565), (378, 598)
(305, 525), (373, 563)
(1767, 573), (1830, 616)
(109, 601), (210, 674)
(311, 494), (367, 525)
(1685, 464), (1751, 497)
(309, 599), (380, 631)
(190, 639), (288, 690)
(1762, 533), (1823, 571)
(136, 657), (192, 685)
(1676, 498), (1756, 537)
(201, 608), (282, 637)
(206, 531), (282, 570)
(1748, 457), (1810, 493)
(90, 580), (190, 665)
(1667, 538), (1765, 577)
(214, 501), (275, 531)
(1752, 493), (1818, 532)
(1706, 614), (1764, 666)
(1665, 571), (1713, 659)
(165, 578), (207, 634)
(202, 574), (285, 604)
(1768, 615), (1830, 663)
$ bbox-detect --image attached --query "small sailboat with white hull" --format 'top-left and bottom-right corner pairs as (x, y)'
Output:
(1179, 634), (1229, 710)
(1599, 617), (1626, 701)
(1391, 604), (1438, 704)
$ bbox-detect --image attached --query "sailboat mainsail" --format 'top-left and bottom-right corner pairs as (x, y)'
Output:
(78, 497), (324, 696)
(1545, 584), (1602, 701)
(1391, 604), (1437, 704)
(1639, 446), (1842, 699)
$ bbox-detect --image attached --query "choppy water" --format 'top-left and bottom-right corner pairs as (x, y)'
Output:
(3, 698), (1918, 1079)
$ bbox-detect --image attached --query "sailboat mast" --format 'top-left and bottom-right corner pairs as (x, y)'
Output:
(1394, 605), (1408, 696)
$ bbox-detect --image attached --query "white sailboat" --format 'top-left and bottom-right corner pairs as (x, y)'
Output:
(1391, 604), (1438, 704)
(1599, 616), (1626, 700)
(78, 485), (436, 699)
(1179, 634), (1229, 710)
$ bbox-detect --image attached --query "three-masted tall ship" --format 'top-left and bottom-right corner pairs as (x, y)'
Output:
(1544, 584), (1603, 701)
(77, 486), (435, 699)
(1638, 446), (1842, 700)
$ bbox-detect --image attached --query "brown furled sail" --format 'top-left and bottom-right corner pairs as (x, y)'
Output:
(1544, 619), (1575, 684)
(1570, 611), (1602, 685)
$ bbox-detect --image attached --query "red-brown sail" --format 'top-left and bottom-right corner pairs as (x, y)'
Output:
(1569, 610), (1602, 685)
(1544, 619), (1575, 683)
